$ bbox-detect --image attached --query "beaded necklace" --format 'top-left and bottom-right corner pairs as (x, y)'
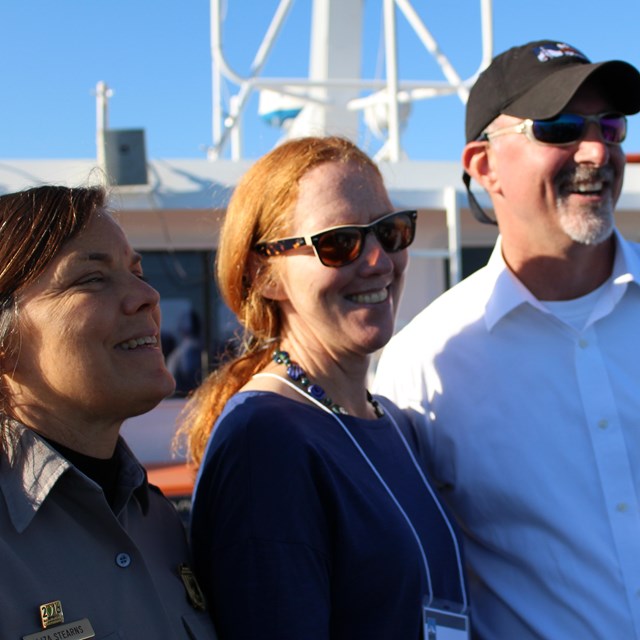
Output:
(272, 349), (384, 418)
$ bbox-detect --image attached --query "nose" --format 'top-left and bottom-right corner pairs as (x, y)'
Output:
(575, 122), (612, 165)
(123, 275), (161, 315)
(360, 233), (395, 271)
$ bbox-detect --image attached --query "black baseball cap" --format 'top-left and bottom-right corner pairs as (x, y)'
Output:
(466, 40), (640, 143)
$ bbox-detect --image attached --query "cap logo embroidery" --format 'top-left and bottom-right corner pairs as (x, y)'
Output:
(533, 43), (588, 63)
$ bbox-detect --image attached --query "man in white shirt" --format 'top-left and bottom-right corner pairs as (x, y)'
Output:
(374, 39), (640, 639)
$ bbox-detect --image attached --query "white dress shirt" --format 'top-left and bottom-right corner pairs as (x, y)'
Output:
(374, 230), (640, 639)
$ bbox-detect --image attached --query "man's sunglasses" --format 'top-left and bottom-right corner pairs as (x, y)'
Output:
(253, 210), (417, 268)
(479, 112), (627, 147)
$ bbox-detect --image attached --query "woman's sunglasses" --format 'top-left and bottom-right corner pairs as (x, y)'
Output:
(254, 210), (417, 268)
(480, 112), (627, 147)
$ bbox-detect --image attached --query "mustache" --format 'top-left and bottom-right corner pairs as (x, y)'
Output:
(556, 164), (616, 188)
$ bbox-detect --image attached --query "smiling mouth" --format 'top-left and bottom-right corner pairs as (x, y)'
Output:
(117, 335), (158, 350)
(569, 180), (605, 195)
(347, 288), (389, 304)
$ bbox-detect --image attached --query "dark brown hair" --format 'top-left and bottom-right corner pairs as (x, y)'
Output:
(0, 185), (106, 445)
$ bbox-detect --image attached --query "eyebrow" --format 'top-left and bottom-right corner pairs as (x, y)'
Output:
(80, 251), (142, 266)
(84, 252), (112, 263)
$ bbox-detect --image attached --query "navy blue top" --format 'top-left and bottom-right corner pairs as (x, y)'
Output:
(191, 391), (464, 639)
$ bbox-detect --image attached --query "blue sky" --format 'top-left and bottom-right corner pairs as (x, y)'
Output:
(2, 0), (640, 162)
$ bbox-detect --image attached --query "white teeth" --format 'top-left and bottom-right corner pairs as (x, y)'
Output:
(575, 180), (603, 193)
(118, 335), (157, 350)
(349, 289), (389, 304)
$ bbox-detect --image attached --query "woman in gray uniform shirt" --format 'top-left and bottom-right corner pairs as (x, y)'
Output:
(0, 185), (217, 639)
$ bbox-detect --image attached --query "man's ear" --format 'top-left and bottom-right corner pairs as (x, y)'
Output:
(462, 140), (503, 196)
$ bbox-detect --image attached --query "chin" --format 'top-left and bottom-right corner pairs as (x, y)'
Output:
(155, 377), (178, 403)
(125, 396), (172, 420)
(129, 378), (177, 417)
(361, 330), (394, 355)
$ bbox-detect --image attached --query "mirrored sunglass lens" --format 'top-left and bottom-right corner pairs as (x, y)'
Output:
(532, 115), (583, 144)
(375, 214), (414, 252)
(600, 116), (626, 143)
(316, 228), (362, 266)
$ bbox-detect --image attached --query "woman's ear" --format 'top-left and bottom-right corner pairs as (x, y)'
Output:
(0, 352), (14, 378)
(248, 254), (287, 301)
(260, 273), (287, 301)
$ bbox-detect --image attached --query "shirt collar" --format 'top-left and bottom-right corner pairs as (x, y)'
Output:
(611, 228), (640, 285)
(483, 230), (640, 332)
(483, 237), (547, 331)
(0, 420), (150, 533)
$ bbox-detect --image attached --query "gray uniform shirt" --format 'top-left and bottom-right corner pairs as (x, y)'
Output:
(0, 420), (217, 639)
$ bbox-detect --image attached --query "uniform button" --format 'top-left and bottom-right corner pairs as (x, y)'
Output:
(115, 552), (131, 568)
(578, 339), (589, 349)
(616, 503), (628, 513)
(597, 419), (609, 430)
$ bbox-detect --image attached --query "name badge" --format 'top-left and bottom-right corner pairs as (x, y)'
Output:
(423, 598), (470, 640)
(23, 618), (95, 640)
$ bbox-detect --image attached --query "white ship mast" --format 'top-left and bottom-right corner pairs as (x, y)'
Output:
(207, 0), (494, 161)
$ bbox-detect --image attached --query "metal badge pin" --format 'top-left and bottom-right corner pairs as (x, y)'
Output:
(179, 564), (207, 611)
(39, 600), (64, 629)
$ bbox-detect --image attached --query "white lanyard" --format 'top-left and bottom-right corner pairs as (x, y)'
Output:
(253, 372), (467, 609)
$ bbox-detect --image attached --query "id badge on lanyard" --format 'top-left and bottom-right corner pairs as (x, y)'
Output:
(423, 598), (470, 639)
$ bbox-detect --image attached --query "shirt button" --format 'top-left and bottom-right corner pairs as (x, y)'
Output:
(578, 339), (589, 349)
(616, 503), (628, 513)
(115, 553), (131, 568)
(597, 419), (609, 430)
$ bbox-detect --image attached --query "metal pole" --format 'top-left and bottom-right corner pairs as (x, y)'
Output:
(95, 81), (111, 170)
(383, 0), (400, 162)
(444, 186), (462, 286)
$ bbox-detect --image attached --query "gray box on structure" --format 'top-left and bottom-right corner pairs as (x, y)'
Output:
(104, 129), (148, 185)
